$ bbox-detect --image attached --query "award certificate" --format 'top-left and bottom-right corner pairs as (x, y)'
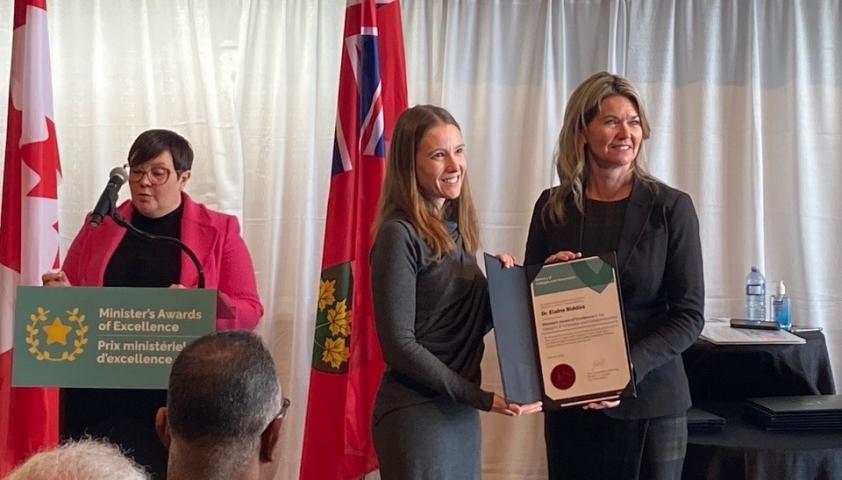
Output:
(529, 255), (632, 406)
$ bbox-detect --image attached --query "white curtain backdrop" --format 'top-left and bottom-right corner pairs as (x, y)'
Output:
(1, 1), (840, 478)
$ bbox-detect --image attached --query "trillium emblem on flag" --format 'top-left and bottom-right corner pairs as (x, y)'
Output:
(24, 307), (88, 362)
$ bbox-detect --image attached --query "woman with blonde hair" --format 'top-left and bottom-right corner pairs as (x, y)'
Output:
(371, 105), (540, 479)
(525, 72), (704, 479)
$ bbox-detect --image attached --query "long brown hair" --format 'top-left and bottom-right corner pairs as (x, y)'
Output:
(375, 105), (480, 258)
(547, 72), (657, 225)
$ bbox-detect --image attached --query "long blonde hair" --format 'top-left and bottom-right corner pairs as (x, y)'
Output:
(547, 72), (657, 225)
(376, 105), (480, 258)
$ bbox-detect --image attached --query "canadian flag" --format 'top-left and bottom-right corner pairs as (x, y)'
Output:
(0, 0), (62, 474)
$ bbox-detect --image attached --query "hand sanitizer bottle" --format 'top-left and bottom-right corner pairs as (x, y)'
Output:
(770, 280), (792, 330)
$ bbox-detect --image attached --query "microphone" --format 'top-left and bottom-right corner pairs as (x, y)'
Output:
(89, 166), (129, 227)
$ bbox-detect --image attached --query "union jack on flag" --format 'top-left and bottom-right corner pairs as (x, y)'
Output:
(300, 0), (407, 479)
(332, 17), (387, 173)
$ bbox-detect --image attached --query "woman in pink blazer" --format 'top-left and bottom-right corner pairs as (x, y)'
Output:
(57, 187), (263, 330)
(42, 129), (264, 478)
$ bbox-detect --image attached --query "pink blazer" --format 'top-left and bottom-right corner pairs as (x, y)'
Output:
(62, 193), (264, 330)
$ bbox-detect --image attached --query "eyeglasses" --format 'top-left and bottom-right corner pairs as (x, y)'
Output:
(125, 163), (180, 185)
(276, 397), (291, 420)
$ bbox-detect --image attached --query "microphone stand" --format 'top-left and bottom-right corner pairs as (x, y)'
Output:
(108, 204), (207, 289)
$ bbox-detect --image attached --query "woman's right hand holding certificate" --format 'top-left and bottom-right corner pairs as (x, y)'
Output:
(583, 400), (621, 410)
(545, 250), (582, 264)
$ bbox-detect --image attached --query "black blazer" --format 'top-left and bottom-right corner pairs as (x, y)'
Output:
(524, 179), (705, 419)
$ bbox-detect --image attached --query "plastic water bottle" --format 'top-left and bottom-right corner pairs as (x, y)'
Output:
(745, 266), (766, 321)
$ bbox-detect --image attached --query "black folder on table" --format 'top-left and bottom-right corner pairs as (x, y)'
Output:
(744, 395), (842, 430)
(687, 407), (727, 433)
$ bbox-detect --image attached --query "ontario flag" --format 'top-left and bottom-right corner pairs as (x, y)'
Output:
(0, 0), (62, 474)
(300, 0), (407, 478)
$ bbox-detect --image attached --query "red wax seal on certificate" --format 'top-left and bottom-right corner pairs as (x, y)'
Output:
(551, 364), (576, 390)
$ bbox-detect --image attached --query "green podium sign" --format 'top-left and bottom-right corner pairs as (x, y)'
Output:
(12, 286), (216, 389)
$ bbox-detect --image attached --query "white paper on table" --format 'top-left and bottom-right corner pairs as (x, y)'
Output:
(700, 321), (806, 345)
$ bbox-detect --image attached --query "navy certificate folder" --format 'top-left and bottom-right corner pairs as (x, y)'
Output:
(745, 395), (842, 430)
(484, 253), (542, 404)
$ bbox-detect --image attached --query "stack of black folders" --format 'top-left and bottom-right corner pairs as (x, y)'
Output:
(687, 407), (727, 433)
(745, 395), (842, 430)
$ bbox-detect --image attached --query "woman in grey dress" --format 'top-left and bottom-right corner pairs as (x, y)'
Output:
(370, 105), (541, 479)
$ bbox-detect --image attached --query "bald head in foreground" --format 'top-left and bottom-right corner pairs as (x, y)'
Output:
(155, 331), (286, 480)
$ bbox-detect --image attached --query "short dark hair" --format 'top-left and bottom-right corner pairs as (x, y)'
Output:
(127, 129), (194, 172)
(167, 331), (280, 443)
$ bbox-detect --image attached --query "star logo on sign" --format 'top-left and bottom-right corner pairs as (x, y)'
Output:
(43, 317), (72, 345)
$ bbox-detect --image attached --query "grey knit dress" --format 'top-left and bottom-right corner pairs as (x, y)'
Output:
(370, 217), (494, 480)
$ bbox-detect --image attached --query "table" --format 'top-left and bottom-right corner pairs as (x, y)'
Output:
(681, 331), (839, 480)
(683, 402), (842, 480)
(683, 331), (836, 403)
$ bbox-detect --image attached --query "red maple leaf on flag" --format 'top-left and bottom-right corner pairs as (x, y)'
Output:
(0, 0), (62, 474)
